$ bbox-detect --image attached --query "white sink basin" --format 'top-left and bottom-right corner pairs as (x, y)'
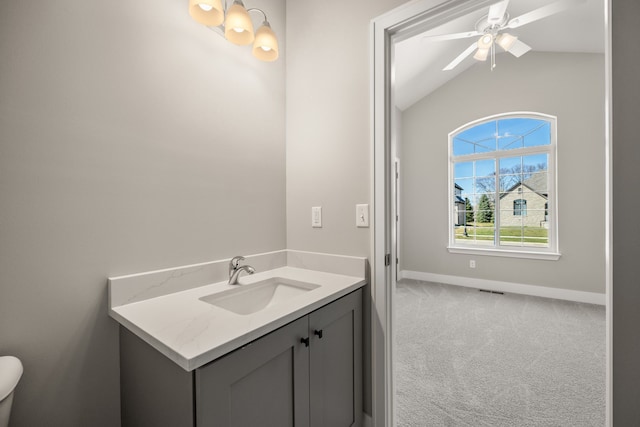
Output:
(200, 277), (320, 315)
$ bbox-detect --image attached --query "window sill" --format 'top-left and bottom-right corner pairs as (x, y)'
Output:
(447, 246), (561, 261)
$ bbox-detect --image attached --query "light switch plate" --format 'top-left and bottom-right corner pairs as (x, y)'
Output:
(312, 206), (322, 228)
(356, 204), (369, 228)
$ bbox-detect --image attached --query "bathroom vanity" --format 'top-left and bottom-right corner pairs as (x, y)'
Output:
(109, 250), (366, 427)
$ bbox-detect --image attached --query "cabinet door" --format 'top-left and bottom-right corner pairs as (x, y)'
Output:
(196, 316), (310, 427)
(309, 289), (363, 427)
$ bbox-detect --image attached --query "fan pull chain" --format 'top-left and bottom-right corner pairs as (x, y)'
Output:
(491, 39), (496, 70)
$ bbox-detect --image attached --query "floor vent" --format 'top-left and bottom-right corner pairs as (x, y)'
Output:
(479, 289), (504, 295)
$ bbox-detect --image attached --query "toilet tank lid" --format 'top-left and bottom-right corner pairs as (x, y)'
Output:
(0, 356), (23, 401)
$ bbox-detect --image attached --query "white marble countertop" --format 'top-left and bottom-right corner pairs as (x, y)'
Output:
(109, 251), (366, 371)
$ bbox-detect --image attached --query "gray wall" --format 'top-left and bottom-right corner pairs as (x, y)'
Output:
(400, 52), (606, 294)
(0, 0), (286, 425)
(285, 0), (407, 257)
(285, 0), (407, 416)
(612, 1), (640, 424)
(287, 0), (405, 414)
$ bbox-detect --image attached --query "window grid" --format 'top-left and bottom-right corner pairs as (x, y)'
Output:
(449, 113), (557, 256)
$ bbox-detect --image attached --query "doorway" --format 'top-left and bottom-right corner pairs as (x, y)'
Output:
(371, 0), (611, 426)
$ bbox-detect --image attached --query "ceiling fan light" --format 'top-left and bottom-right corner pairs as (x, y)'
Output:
(189, 0), (224, 26)
(474, 48), (489, 61)
(496, 33), (517, 51)
(225, 1), (255, 45)
(477, 34), (494, 50)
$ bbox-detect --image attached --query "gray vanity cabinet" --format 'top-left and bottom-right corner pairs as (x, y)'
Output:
(309, 289), (363, 427)
(120, 288), (363, 427)
(196, 316), (310, 426)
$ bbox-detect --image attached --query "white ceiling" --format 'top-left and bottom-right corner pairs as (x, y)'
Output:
(393, 0), (605, 111)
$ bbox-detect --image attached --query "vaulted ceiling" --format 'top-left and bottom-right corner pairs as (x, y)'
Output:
(393, 0), (605, 111)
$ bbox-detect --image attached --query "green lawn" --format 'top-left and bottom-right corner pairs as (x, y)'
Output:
(455, 223), (548, 244)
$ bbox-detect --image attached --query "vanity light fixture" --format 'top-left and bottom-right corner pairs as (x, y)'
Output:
(188, 0), (279, 62)
(224, 1), (254, 45)
(189, 0), (224, 26)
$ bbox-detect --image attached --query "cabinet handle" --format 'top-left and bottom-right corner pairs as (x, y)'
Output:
(300, 337), (310, 347)
(314, 329), (323, 339)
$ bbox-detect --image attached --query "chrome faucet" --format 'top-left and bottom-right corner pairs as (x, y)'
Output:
(229, 256), (245, 277)
(228, 256), (255, 285)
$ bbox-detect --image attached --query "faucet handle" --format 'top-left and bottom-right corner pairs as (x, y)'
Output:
(229, 255), (245, 276)
(230, 255), (245, 267)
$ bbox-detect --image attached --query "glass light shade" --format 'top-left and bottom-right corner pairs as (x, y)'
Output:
(496, 33), (517, 51)
(252, 23), (279, 62)
(225, 2), (254, 45)
(474, 48), (489, 61)
(189, 0), (224, 26)
(477, 34), (493, 50)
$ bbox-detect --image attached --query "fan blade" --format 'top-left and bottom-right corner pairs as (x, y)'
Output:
(507, 0), (585, 29)
(443, 42), (478, 71)
(488, 0), (510, 24)
(506, 39), (532, 57)
(423, 30), (481, 42)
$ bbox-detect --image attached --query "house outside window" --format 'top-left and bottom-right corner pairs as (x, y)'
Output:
(448, 113), (559, 260)
(454, 183), (466, 226)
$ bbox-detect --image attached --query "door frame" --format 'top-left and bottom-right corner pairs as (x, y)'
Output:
(369, 1), (613, 426)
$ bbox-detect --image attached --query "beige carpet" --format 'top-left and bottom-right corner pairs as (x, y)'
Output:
(395, 279), (606, 427)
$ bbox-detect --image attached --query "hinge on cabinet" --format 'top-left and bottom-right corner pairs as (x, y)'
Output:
(384, 254), (391, 266)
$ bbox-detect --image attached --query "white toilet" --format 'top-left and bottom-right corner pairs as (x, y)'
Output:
(0, 356), (23, 427)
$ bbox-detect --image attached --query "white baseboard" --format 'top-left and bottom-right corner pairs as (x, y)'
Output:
(363, 413), (372, 427)
(400, 270), (605, 305)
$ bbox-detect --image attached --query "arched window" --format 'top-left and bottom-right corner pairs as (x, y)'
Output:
(448, 113), (558, 259)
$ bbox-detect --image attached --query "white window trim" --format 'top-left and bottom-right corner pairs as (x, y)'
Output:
(447, 112), (560, 260)
(447, 246), (561, 260)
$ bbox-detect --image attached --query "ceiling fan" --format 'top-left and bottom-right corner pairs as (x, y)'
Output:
(424, 0), (585, 71)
